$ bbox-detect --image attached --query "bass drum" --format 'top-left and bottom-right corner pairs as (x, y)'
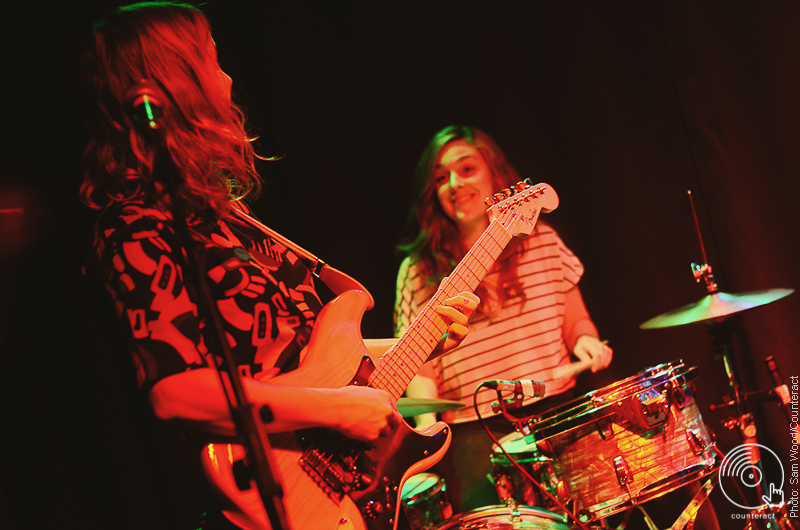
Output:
(527, 360), (717, 521)
(432, 505), (571, 529)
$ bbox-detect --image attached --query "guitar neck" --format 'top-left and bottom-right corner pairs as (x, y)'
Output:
(372, 219), (514, 399)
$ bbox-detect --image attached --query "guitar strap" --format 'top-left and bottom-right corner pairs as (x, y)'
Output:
(229, 200), (372, 301)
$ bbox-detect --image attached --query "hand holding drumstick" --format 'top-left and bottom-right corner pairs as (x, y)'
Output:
(553, 337), (613, 379)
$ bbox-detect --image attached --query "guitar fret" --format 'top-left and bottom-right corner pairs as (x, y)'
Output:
(371, 190), (545, 398)
(397, 363), (415, 380)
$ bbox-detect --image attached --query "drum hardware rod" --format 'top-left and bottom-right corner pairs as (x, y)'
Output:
(667, 471), (718, 530)
(638, 506), (661, 530)
(688, 190), (718, 296)
(709, 320), (747, 418)
(708, 389), (781, 412)
(602, 508), (634, 530)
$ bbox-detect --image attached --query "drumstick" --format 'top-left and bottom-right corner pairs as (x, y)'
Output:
(551, 358), (594, 379)
(551, 340), (610, 379)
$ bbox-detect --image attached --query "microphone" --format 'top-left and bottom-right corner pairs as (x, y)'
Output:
(764, 356), (800, 444)
(484, 380), (546, 399)
(126, 81), (165, 130)
(765, 356), (791, 410)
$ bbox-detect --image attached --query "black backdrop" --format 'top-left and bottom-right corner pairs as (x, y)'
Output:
(1, 1), (799, 529)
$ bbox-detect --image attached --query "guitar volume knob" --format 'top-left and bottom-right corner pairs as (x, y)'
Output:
(364, 500), (384, 519)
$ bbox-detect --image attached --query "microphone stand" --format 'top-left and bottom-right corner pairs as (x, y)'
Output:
(162, 159), (290, 530)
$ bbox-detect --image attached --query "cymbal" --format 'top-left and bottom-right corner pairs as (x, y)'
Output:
(396, 398), (465, 417)
(640, 288), (794, 329)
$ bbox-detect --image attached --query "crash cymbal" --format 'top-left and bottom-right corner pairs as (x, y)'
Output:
(640, 288), (794, 329)
(396, 398), (465, 417)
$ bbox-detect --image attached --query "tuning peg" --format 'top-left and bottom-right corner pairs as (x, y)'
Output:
(484, 196), (496, 207)
(512, 181), (530, 193)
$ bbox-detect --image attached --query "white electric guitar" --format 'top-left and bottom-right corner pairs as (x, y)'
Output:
(201, 182), (559, 529)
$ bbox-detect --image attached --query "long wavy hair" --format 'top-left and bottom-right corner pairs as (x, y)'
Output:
(80, 1), (260, 217)
(398, 125), (527, 315)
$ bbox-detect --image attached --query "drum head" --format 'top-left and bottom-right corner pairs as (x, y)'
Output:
(402, 472), (443, 505)
(493, 432), (536, 455)
(491, 432), (550, 466)
(433, 505), (570, 529)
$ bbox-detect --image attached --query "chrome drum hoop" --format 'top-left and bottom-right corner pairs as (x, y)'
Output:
(432, 505), (571, 529)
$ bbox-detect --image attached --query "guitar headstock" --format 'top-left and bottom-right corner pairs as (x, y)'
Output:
(485, 181), (559, 238)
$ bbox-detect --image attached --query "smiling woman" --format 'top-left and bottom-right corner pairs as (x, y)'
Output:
(394, 124), (613, 512)
(433, 140), (495, 246)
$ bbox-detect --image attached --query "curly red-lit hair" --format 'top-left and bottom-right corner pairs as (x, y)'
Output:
(80, 1), (260, 216)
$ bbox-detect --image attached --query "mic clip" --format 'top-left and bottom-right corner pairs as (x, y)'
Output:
(491, 393), (524, 413)
(489, 380), (527, 412)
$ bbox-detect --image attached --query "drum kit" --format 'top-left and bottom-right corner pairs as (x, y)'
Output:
(395, 257), (796, 528)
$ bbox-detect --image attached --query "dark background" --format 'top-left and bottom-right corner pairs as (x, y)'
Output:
(1, 1), (798, 529)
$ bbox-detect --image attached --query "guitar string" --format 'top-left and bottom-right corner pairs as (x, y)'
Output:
(302, 205), (525, 500)
(369, 220), (513, 395)
(370, 225), (508, 395)
(305, 231), (502, 492)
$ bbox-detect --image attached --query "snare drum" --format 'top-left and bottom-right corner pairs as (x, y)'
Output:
(526, 360), (717, 520)
(490, 432), (559, 509)
(401, 473), (453, 530)
(432, 505), (570, 529)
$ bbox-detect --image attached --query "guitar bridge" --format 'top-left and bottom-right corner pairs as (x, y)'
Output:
(296, 428), (375, 504)
(299, 447), (348, 503)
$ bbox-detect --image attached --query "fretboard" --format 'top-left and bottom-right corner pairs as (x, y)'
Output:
(370, 219), (514, 399)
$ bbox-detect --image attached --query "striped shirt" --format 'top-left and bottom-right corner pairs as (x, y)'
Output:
(394, 223), (597, 423)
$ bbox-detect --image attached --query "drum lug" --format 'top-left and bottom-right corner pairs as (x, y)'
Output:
(669, 381), (687, 410)
(556, 479), (572, 505)
(632, 388), (669, 430)
(594, 414), (614, 439)
(578, 509), (595, 524)
(613, 456), (634, 487)
(686, 428), (707, 456)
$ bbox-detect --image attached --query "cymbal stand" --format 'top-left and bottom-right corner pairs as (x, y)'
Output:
(691, 265), (765, 505)
(688, 191), (766, 503)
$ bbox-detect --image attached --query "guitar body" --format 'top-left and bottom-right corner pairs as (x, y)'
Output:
(202, 289), (451, 530)
(202, 182), (558, 530)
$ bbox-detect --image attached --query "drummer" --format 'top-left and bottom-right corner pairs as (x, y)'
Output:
(394, 125), (613, 512)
